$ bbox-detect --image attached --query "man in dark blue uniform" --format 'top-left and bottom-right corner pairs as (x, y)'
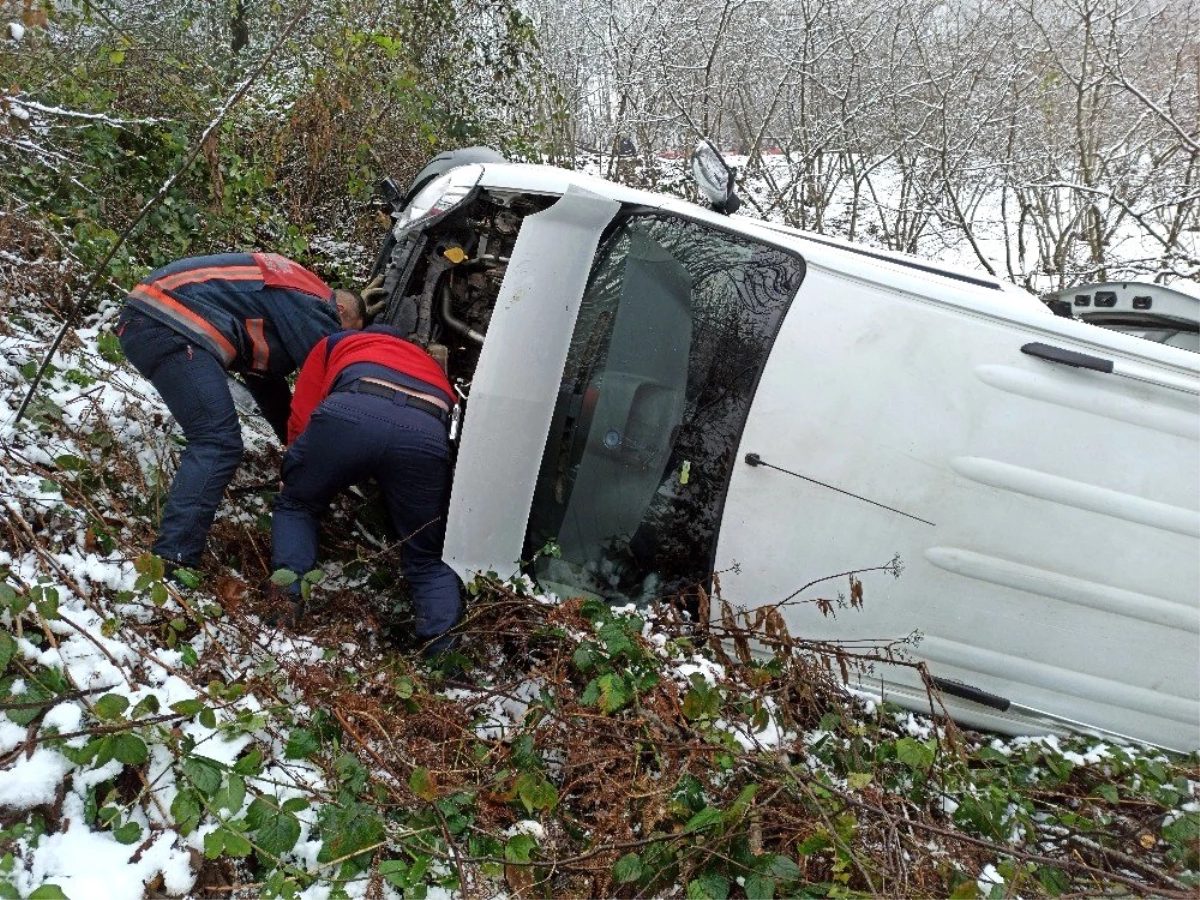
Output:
(116, 253), (365, 570)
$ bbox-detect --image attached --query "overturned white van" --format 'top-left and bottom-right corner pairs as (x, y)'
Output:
(368, 148), (1200, 752)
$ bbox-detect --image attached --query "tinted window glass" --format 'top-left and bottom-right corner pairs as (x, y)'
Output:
(527, 213), (805, 605)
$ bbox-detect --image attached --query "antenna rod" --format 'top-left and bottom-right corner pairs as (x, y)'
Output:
(744, 453), (935, 527)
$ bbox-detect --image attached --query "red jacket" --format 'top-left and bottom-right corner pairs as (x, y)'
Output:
(288, 329), (454, 444)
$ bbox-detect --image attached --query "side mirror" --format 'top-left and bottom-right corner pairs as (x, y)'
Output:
(375, 177), (405, 212)
(691, 139), (741, 215)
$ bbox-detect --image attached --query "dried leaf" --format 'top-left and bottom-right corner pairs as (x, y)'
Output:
(216, 576), (247, 611)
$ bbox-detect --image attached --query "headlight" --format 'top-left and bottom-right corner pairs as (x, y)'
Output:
(392, 164), (484, 235)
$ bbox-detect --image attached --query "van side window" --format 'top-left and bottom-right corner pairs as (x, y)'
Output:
(527, 213), (805, 606)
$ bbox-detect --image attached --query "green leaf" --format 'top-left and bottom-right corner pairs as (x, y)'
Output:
(134, 553), (165, 579)
(584, 672), (632, 713)
(111, 733), (148, 765)
(55, 454), (87, 471)
(571, 641), (600, 673)
(797, 832), (831, 856)
(766, 854), (800, 882)
(270, 569), (298, 587)
(0, 630), (15, 674)
(171, 788), (202, 835)
(203, 828), (226, 859)
(1036, 865), (1070, 897)
(181, 644), (199, 668)
(246, 797), (301, 856)
(183, 757), (223, 796)
(379, 859), (409, 888)
(847, 772), (873, 790)
(28, 886), (70, 900)
(150, 583), (168, 607)
(233, 746), (263, 777)
(597, 621), (633, 658)
(316, 802), (384, 871)
(34, 588), (59, 621)
(285, 728), (319, 759)
(410, 766), (438, 801)
(1163, 811), (1200, 851)
(895, 737), (935, 771)
(170, 698), (204, 716)
(687, 872), (730, 900)
(222, 829), (253, 857)
(214, 774), (246, 815)
(504, 833), (537, 863)
(744, 874), (774, 900)
(97, 331), (124, 364)
(131, 695), (160, 718)
(173, 568), (200, 588)
(93, 693), (130, 721)
(612, 852), (643, 884)
(112, 821), (142, 844)
(684, 806), (723, 834)
(198, 705), (216, 729)
(514, 772), (557, 813)
(949, 880), (981, 899)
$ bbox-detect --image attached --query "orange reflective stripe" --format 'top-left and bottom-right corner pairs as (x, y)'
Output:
(154, 266), (261, 291)
(130, 284), (238, 362)
(245, 318), (269, 372)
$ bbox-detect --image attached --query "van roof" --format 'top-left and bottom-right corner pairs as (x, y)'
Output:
(473, 163), (1086, 324)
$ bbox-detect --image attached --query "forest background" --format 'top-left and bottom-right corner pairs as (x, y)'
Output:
(2, 0), (1197, 303)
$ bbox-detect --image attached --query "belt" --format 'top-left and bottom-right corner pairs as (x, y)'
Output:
(335, 379), (450, 423)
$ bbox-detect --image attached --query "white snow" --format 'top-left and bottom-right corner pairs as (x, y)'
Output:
(0, 748), (72, 809)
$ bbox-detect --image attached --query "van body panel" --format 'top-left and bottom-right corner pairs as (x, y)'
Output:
(716, 265), (1200, 750)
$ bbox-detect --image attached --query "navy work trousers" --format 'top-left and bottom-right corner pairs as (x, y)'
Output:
(118, 309), (243, 566)
(272, 389), (462, 646)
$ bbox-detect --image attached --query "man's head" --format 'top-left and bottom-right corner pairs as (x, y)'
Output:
(333, 289), (365, 331)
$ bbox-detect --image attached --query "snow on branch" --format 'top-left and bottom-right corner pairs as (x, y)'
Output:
(5, 94), (166, 128)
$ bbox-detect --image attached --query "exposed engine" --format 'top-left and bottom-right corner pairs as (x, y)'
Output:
(369, 190), (556, 389)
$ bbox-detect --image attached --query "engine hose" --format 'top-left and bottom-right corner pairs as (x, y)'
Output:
(415, 253), (455, 345)
(440, 277), (486, 344)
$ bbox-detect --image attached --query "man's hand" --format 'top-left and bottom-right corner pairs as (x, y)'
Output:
(362, 274), (388, 319)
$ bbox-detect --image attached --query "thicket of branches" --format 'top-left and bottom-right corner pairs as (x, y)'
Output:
(530, 0), (1200, 288)
(4, 0), (1197, 304)
(0, 0), (548, 303)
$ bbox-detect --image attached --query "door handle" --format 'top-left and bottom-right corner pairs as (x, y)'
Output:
(1022, 342), (1199, 396)
(1021, 342), (1112, 372)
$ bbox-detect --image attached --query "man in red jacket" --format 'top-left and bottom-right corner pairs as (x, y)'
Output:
(271, 324), (462, 655)
(117, 253), (366, 571)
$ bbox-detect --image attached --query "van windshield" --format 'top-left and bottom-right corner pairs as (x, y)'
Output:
(526, 212), (805, 606)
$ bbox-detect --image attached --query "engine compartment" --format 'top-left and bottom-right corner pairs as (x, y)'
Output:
(369, 189), (558, 391)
